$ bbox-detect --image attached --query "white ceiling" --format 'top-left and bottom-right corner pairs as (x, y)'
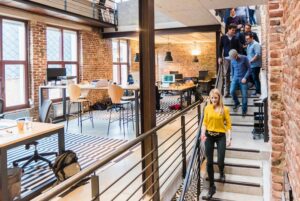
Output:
(105, 0), (267, 32)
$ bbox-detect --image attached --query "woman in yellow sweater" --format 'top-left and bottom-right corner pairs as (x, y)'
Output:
(200, 88), (232, 199)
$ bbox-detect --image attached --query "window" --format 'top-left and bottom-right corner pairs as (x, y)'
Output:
(0, 18), (28, 111)
(46, 27), (78, 99)
(112, 39), (128, 85)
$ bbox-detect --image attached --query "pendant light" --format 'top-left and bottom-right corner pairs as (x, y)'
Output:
(134, 53), (140, 62)
(192, 42), (200, 63)
(164, 36), (173, 62)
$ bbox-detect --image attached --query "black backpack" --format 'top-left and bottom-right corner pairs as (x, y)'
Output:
(52, 150), (81, 184)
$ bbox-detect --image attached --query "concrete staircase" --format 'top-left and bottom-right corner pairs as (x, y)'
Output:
(200, 89), (265, 201)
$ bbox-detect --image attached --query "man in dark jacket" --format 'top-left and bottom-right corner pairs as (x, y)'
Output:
(239, 23), (259, 53)
(218, 24), (242, 97)
(225, 8), (243, 33)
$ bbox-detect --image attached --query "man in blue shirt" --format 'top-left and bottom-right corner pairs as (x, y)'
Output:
(228, 49), (251, 116)
(246, 33), (262, 96)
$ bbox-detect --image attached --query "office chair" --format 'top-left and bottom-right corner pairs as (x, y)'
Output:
(13, 100), (58, 169)
(0, 99), (4, 119)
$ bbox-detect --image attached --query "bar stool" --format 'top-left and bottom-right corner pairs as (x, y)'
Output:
(107, 84), (134, 137)
(66, 84), (94, 133)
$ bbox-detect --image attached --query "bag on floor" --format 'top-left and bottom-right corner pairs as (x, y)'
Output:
(0, 167), (22, 201)
(52, 150), (81, 184)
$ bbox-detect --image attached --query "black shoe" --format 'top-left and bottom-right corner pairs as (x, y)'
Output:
(219, 173), (226, 183)
(233, 104), (240, 111)
(224, 93), (230, 98)
(242, 111), (247, 117)
(207, 185), (216, 199)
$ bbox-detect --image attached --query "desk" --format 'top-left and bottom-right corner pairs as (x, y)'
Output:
(39, 84), (141, 136)
(159, 85), (196, 108)
(0, 119), (65, 201)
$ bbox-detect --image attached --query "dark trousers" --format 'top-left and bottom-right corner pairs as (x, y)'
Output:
(223, 59), (231, 95)
(251, 67), (261, 94)
(249, 9), (256, 25)
(205, 133), (226, 187)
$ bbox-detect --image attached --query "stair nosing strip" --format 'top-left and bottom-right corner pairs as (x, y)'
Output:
(213, 146), (260, 153)
(232, 123), (254, 127)
(205, 178), (261, 187)
(213, 162), (261, 169)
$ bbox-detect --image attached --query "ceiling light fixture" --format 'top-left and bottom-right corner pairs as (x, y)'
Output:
(164, 36), (173, 62)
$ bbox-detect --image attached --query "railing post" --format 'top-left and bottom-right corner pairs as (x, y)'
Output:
(64, 0), (67, 11)
(197, 104), (201, 125)
(91, 174), (100, 201)
(197, 144), (201, 200)
(181, 115), (187, 178)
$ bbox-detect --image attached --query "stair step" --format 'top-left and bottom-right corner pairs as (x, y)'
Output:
(201, 190), (263, 201)
(214, 147), (260, 160)
(228, 106), (259, 113)
(230, 115), (254, 123)
(232, 122), (254, 127)
(204, 173), (263, 195)
(231, 126), (253, 133)
(213, 157), (262, 177)
(224, 98), (257, 105)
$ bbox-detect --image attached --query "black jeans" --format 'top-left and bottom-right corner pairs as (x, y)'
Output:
(205, 133), (226, 187)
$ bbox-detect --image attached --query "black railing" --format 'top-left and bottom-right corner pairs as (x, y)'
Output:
(25, 0), (118, 25)
(178, 67), (222, 201)
(32, 100), (203, 201)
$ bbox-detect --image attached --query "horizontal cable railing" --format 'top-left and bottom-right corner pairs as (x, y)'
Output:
(33, 100), (203, 201)
(23, 0), (118, 25)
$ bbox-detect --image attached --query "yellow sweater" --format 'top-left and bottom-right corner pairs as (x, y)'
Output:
(203, 104), (232, 133)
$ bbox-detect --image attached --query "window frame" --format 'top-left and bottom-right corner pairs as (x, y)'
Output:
(112, 39), (129, 85)
(0, 16), (29, 112)
(46, 25), (80, 101)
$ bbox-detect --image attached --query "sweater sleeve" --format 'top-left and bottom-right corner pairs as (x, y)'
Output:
(203, 105), (209, 127)
(224, 107), (232, 131)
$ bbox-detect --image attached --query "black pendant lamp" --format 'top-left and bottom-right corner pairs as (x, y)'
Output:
(192, 56), (199, 63)
(134, 53), (140, 62)
(164, 36), (173, 62)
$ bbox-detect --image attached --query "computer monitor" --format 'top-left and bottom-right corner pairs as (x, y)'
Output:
(170, 71), (179, 74)
(199, 70), (208, 80)
(162, 74), (175, 83)
(175, 73), (183, 80)
(47, 68), (66, 82)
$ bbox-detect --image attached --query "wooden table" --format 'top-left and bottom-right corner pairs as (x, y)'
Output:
(159, 85), (196, 108)
(0, 119), (65, 201)
(39, 84), (141, 136)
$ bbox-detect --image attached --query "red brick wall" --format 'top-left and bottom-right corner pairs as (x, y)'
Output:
(80, 31), (113, 104)
(29, 21), (47, 118)
(268, 0), (300, 200)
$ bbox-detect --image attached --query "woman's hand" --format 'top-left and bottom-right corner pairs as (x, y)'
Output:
(226, 138), (231, 147)
(200, 133), (207, 142)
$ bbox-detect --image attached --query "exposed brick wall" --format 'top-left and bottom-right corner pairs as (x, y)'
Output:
(156, 42), (216, 79)
(268, 0), (300, 200)
(29, 21), (47, 118)
(80, 31), (113, 104)
(129, 40), (139, 72)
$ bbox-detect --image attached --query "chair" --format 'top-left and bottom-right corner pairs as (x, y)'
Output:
(66, 84), (94, 133)
(13, 100), (58, 169)
(107, 84), (134, 136)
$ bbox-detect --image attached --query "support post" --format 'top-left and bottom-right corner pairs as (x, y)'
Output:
(91, 174), (100, 201)
(139, 0), (160, 200)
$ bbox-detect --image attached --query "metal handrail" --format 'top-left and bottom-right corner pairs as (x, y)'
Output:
(25, 0), (118, 25)
(32, 100), (201, 201)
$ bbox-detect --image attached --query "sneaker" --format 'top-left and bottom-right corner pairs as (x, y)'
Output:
(251, 92), (260, 97)
(242, 111), (247, 117)
(224, 93), (230, 98)
(233, 104), (241, 111)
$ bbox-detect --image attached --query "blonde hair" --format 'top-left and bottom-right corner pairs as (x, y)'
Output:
(209, 88), (225, 114)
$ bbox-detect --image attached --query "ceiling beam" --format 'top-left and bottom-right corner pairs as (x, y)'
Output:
(102, 24), (221, 38)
